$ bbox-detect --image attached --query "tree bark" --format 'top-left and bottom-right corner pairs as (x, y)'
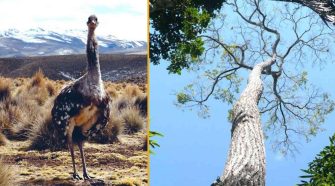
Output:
(219, 57), (275, 186)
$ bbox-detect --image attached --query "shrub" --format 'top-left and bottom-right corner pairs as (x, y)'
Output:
(30, 69), (45, 88)
(90, 111), (124, 143)
(122, 107), (144, 134)
(106, 84), (119, 99)
(3, 96), (42, 140)
(0, 133), (7, 146)
(134, 94), (147, 116)
(46, 82), (57, 97)
(0, 78), (11, 102)
(114, 96), (131, 111)
(28, 108), (66, 151)
(124, 84), (142, 98)
(298, 133), (335, 185)
(0, 104), (11, 130)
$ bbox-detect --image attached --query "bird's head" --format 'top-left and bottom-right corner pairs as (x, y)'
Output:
(87, 15), (99, 30)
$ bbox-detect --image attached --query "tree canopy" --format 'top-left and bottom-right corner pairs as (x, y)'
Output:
(150, 0), (226, 74)
(172, 0), (334, 154)
(298, 133), (335, 185)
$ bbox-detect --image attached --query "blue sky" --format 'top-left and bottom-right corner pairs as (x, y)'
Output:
(150, 1), (335, 186)
(0, 0), (147, 40)
(150, 60), (335, 186)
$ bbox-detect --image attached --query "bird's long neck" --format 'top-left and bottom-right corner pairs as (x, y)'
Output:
(86, 28), (101, 84)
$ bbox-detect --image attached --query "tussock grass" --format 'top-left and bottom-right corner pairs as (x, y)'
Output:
(106, 84), (119, 99)
(0, 78), (11, 102)
(0, 133), (7, 146)
(124, 84), (142, 98)
(90, 111), (124, 143)
(0, 69), (147, 150)
(0, 70), (60, 141)
(1, 95), (43, 140)
(134, 94), (147, 116)
(122, 107), (144, 134)
(46, 82), (57, 97)
(30, 69), (45, 88)
(0, 159), (14, 186)
(115, 96), (131, 111)
(28, 100), (66, 151)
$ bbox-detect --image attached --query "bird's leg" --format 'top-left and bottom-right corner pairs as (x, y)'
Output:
(78, 141), (94, 180)
(68, 134), (82, 180)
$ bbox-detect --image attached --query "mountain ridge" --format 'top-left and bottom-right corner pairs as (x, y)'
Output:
(0, 28), (147, 57)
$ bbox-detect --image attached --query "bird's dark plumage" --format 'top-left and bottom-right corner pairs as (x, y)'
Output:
(51, 83), (110, 143)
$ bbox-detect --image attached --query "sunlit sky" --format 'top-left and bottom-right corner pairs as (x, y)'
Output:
(150, 1), (335, 186)
(0, 0), (147, 40)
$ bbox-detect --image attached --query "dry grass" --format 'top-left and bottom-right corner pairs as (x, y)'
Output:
(134, 93), (147, 116)
(27, 106), (66, 151)
(106, 84), (119, 99)
(0, 70), (147, 145)
(0, 159), (14, 186)
(30, 69), (45, 88)
(0, 71), (60, 141)
(122, 107), (145, 134)
(0, 138), (148, 185)
(0, 133), (7, 146)
(124, 84), (143, 98)
(0, 78), (11, 102)
(90, 111), (124, 144)
(0, 69), (148, 185)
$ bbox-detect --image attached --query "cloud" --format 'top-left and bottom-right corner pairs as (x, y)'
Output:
(0, 0), (147, 40)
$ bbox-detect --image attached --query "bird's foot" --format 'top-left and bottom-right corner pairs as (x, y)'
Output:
(83, 173), (95, 180)
(73, 173), (83, 180)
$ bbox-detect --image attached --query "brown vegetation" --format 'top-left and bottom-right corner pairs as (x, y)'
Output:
(0, 69), (147, 185)
(0, 159), (14, 186)
(0, 133), (7, 146)
(122, 107), (145, 134)
(0, 78), (10, 101)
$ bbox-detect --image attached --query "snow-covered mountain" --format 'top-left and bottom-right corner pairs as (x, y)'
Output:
(0, 28), (147, 57)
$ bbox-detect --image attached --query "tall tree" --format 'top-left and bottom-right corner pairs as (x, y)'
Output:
(150, 0), (335, 185)
(183, 0), (334, 184)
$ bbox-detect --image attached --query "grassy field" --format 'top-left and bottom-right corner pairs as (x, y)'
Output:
(0, 70), (148, 185)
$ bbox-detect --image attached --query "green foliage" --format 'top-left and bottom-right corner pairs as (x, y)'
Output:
(298, 133), (335, 185)
(150, 0), (226, 74)
(227, 109), (234, 123)
(149, 130), (164, 154)
(177, 92), (191, 104)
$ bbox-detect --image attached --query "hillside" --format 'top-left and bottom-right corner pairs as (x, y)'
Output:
(0, 28), (146, 57)
(0, 53), (147, 84)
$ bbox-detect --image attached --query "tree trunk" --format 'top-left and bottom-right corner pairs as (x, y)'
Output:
(219, 58), (275, 186)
